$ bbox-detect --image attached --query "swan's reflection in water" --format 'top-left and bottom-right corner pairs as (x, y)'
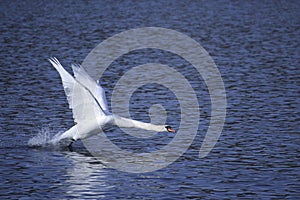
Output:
(63, 150), (113, 198)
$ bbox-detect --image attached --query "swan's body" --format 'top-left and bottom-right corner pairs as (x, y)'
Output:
(49, 58), (175, 146)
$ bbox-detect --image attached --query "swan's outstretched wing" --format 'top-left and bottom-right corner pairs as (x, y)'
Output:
(72, 64), (110, 115)
(49, 57), (105, 123)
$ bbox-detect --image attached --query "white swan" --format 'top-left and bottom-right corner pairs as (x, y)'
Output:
(48, 58), (175, 148)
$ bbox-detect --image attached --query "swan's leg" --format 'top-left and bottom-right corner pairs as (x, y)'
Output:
(68, 139), (75, 151)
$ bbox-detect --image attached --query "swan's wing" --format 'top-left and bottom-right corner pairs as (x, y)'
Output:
(71, 64), (110, 114)
(49, 57), (105, 123)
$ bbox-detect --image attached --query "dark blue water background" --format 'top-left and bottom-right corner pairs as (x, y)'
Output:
(1, 1), (299, 199)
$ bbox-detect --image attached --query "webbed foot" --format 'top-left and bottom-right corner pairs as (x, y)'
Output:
(68, 139), (75, 151)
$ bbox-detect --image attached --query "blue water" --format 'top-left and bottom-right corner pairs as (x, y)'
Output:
(1, 0), (299, 199)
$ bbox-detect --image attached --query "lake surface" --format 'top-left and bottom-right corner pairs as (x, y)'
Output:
(1, 0), (299, 199)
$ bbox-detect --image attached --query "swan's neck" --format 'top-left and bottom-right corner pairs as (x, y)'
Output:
(112, 115), (166, 132)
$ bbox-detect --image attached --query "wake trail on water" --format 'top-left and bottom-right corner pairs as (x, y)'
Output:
(27, 126), (64, 147)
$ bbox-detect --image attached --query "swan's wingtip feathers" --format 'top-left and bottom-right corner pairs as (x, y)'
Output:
(48, 57), (61, 66)
(71, 63), (80, 69)
(48, 57), (57, 62)
(71, 63), (89, 79)
(71, 63), (80, 74)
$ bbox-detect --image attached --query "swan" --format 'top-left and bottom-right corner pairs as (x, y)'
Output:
(48, 57), (175, 148)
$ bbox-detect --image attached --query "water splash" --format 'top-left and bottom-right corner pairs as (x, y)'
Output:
(27, 126), (63, 147)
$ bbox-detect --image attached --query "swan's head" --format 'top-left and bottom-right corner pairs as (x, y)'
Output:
(165, 125), (176, 133)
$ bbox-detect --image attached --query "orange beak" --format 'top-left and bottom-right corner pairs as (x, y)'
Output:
(168, 128), (176, 133)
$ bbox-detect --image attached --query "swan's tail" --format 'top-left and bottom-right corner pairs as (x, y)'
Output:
(49, 132), (64, 145)
(49, 125), (78, 144)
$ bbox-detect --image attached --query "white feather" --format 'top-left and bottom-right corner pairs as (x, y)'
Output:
(48, 58), (174, 143)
